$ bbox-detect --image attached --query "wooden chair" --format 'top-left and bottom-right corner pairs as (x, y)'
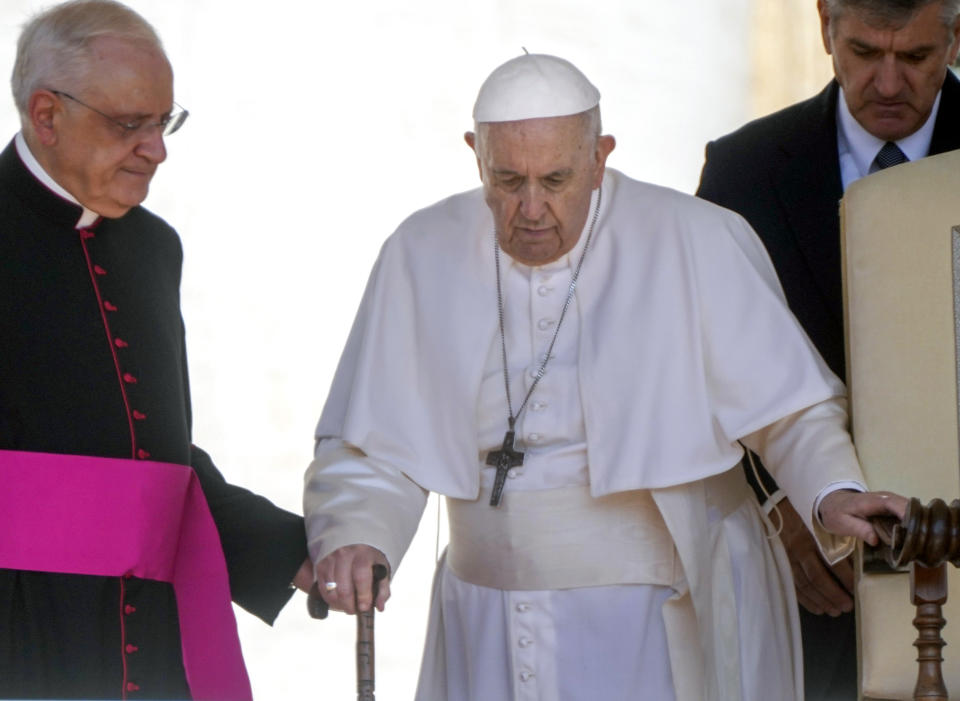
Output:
(841, 149), (960, 700)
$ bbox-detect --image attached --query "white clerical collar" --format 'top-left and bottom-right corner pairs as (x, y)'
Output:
(15, 132), (100, 228)
(836, 86), (940, 188)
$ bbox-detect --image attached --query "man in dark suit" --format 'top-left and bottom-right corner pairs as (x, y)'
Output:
(697, 0), (960, 697)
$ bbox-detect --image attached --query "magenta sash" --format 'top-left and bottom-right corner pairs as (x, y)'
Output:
(0, 450), (252, 701)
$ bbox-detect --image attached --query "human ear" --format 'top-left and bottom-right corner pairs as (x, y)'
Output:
(817, 0), (833, 55)
(591, 135), (616, 188)
(464, 131), (483, 180)
(948, 15), (960, 65)
(28, 91), (60, 146)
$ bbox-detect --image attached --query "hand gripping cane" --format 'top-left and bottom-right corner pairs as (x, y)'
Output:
(308, 564), (389, 700)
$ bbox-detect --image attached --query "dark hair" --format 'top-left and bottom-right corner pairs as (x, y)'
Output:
(824, 0), (960, 27)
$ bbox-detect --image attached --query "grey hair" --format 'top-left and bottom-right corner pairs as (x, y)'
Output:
(11, 0), (164, 122)
(473, 105), (604, 159)
(824, 0), (960, 30)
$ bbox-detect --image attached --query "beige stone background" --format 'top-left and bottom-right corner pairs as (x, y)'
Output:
(0, 0), (832, 698)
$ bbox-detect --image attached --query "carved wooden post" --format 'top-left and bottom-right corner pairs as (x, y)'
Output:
(873, 497), (960, 701)
(911, 562), (949, 700)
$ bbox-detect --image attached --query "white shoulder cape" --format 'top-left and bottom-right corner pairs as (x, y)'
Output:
(316, 168), (844, 498)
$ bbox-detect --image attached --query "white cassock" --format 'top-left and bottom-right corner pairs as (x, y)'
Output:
(304, 169), (865, 701)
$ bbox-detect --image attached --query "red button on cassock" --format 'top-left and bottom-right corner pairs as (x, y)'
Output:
(124, 605), (136, 615)
(137, 449), (151, 460)
(93, 265), (107, 275)
(115, 338), (128, 348)
(132, 411), (146, 420)
(125, 644), (139, 654)
(126, 682), (140, 692)
(123, 373), (137, 384)
(104, 301), (118, 312)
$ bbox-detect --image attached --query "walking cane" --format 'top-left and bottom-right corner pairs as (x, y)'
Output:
(356, 564), (388, 700)
(307, 564), (389, 701)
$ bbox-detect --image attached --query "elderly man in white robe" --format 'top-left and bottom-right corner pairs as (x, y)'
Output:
(304, 54), (905, 700)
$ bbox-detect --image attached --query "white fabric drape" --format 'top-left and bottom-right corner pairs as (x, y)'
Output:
(304, 169), (865, 699)
(314, 170), (847, 497)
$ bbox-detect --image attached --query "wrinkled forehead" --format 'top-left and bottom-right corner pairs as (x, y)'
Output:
(477, 114), (596, 172)
(476, 113), (595, 157)
(78, 35), (172, 93)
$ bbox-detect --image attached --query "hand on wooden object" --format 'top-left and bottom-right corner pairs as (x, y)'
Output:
(819, 489), (908, 547)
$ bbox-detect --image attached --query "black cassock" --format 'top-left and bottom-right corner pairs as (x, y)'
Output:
(0, 140), (307, 699)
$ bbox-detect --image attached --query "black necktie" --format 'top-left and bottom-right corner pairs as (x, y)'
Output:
(874, 141), (908, 170)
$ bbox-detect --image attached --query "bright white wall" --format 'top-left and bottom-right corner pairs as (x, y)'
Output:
(0, 1), (756, 697)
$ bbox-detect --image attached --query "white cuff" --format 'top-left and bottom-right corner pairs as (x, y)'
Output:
(813, 480), (867, 527)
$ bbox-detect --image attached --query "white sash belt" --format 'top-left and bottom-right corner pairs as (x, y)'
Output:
(446, 484), (680, 591)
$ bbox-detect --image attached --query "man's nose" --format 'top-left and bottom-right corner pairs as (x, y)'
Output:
(874, 55), (904, 98)
(135, 125), (167, 164)
(519, 184), (548, 221)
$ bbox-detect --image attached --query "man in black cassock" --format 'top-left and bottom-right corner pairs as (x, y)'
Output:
(0, 1), (312, 698)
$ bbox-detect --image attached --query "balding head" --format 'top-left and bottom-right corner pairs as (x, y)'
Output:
(12, 0), (165, 124)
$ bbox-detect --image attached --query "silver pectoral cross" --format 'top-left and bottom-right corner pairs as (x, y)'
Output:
(486, 430), (524, 507)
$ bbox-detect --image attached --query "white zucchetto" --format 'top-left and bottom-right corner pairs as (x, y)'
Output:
(472, 53), (600, 123)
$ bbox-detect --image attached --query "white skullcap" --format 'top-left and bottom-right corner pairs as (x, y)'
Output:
(472, 53), (600, 123)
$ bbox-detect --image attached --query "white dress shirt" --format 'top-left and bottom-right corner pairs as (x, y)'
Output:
(836, 87), (941, 190)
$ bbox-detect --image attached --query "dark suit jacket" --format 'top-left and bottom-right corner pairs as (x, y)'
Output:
(696, 71), (960, 699)
(697, 71), (960, 382)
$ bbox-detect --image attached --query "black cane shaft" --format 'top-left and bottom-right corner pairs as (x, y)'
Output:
(357, 564), (388, 701)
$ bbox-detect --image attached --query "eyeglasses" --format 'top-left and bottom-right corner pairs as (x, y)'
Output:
(51, 90), (189, 138)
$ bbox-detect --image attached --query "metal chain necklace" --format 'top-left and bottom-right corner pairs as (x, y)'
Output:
(486, 186), (602, 507)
